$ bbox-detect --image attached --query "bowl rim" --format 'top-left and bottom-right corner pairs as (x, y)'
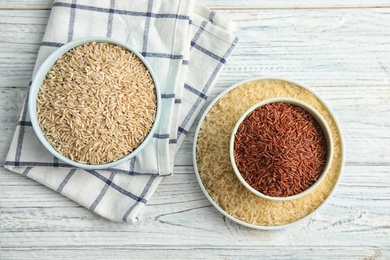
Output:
(229, 96), (334, 201)
(28, 36), (161, 170)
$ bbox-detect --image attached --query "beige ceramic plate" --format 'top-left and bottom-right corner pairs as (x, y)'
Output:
(193, 77), (345, 230)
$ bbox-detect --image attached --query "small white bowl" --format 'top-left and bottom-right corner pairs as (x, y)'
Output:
(28, 37), (161, 170)
(229, 97), (334, 201)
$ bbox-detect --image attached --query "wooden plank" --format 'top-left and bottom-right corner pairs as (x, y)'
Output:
(1, 165), (389, 247)
(0, 88), (25, 162)
(0, 1), (52, 10)
(0, 10), (49, 87)
(0, 0), (390, 9)
(1, 8), (390, 88)
(217, 8), (390, 86)
(203, 1), (390, 9)
(1, 246), (389, 260)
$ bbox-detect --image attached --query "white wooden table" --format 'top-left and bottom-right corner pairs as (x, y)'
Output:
(1, 1), (389, 259)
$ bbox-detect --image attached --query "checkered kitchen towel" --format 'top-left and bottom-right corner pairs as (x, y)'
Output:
(4, 0), (238, 222)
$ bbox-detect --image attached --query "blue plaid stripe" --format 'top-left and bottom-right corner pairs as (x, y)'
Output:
(191, 21), (207, 47)
(17, 121), (32, 126)
(189, 20), (228, 64)
(57, 169), (76, 192)
(90, 172), (116, 210)
(87, 170), (148, 203)
(153, 133), (169, 139)
(41, 42), (184, 61)
(141, 0), (153, 57)
(106, 0), (116, 37)
(53, 1), (190, 20)
(152, 134), (177, 144)
(67, 0), (77, 42)
(177, 36), (239, 142)
(208, 11), (216, 23)
(169, 139), (177, 144)
(191, 41), (227, 64)
(122, 175), (156, 221)
(4, 160), (165, 175)
(184, 83), (208, 100)
(53, 156), (60, 168)
(143, 53), (183, 59)
(129, 157), (136, 173)
(22, 167), (33, 176)
(177, 126), (188, 136)
(5, 161), (71, 167)
(161, 93), (175, 99)
(41, 41), (64, 48)
(15, 84), (31, 166)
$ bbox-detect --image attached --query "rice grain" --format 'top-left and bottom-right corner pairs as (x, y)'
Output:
(37, 42), (157, 165)
(196, 79), (342, 226)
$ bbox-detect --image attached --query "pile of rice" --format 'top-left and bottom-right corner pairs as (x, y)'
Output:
(37, 42), (157, 165)
(196, 79), (343, 226)
(233, 102), (328, 197)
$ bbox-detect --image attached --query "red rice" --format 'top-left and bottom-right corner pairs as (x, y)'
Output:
(233, 102), (327, 197)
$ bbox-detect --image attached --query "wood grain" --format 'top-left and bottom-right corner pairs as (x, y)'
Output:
(1, 8), (390, 87)
(1, 0), (390, 9)
(1, 166), (389, 246)
(1, 0), (389, 259)
(1, 247), (389, 260)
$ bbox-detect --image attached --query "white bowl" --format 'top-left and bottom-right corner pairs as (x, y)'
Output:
(28, 37), (161, 170)
(229, 97), (334, 201)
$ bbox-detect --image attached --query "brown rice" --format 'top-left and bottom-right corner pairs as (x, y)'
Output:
(37, 42), (157, 165)
(196, 79), (342, 226)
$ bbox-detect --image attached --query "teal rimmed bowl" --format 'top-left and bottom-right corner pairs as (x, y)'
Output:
(28, 37), (161, 170)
